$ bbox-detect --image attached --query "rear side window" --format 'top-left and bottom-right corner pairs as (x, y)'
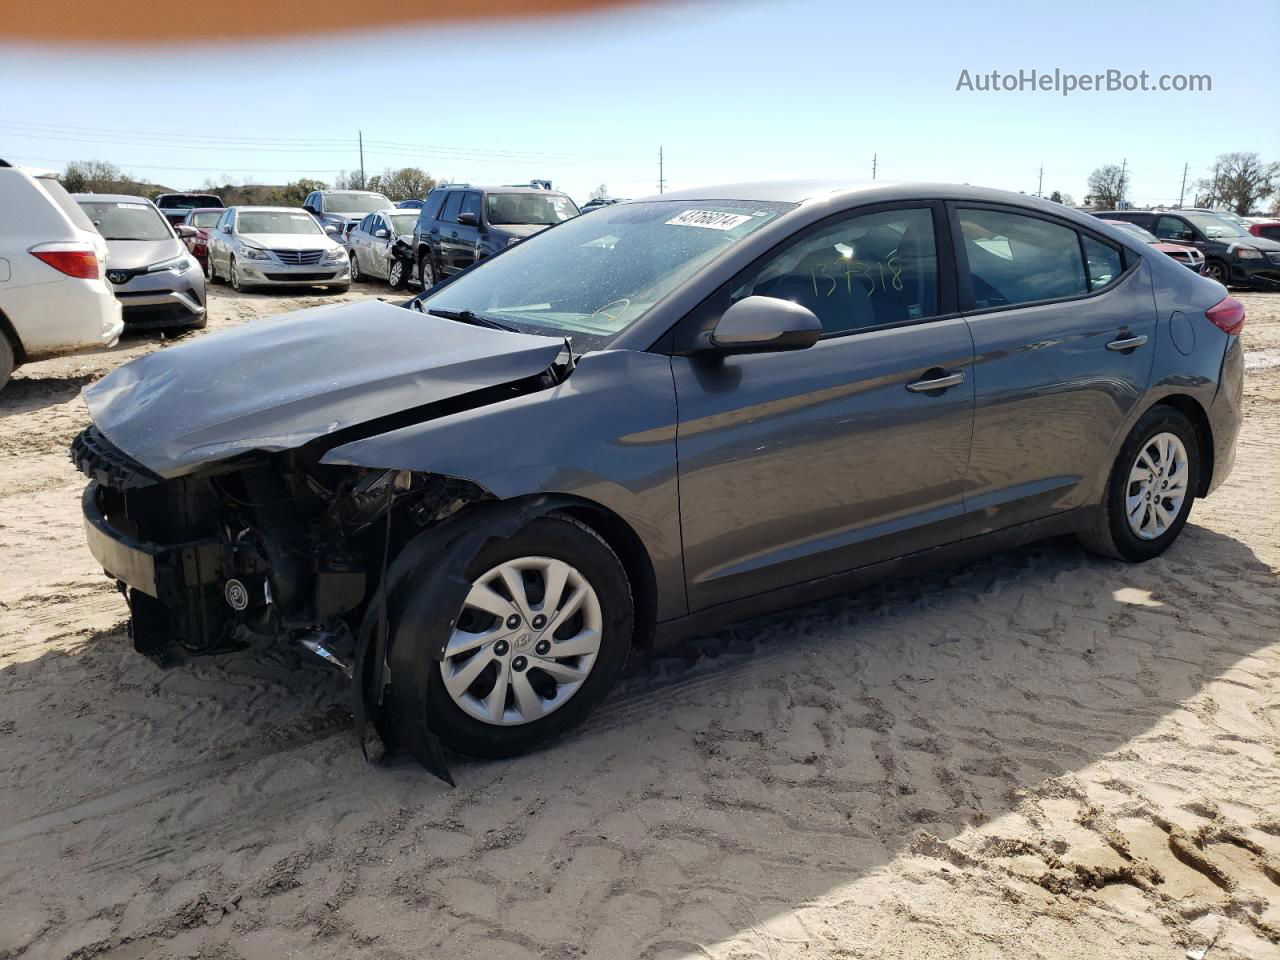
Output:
(422, 191), (446, 222)
(732, 207), (939, 335)
(1082, 235), (1123, 290)
(958, 208), (1086, 308)
(440, 192), (464, 223)
(36, 176), (97, 231)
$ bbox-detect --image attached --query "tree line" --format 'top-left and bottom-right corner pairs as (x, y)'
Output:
(1083, 152), (1279, 213)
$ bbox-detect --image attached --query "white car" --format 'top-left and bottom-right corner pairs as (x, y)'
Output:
(206, 206), (350, 293)
(0, 160), (124, 391)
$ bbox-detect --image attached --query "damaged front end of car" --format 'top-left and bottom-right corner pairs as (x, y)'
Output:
(71, 299), (575, 781)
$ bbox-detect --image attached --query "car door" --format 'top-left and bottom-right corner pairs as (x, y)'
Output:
(210, 209), (232, 274)
(955, 203), (1157, 536)
(671, 203), (975, 611)
(436, 192), (465, 274)
(453, 191), (484, 270)
(351, 215), (373, 275)
(368, 214), (393, 279)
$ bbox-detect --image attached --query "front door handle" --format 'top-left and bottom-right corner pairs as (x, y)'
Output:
(1106, 335), (1148, 351)
(906, 371), (965, 393)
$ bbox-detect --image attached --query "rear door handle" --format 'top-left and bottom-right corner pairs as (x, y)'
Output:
(906, 371), (965, 393)
(1106, 335), (1148, 351)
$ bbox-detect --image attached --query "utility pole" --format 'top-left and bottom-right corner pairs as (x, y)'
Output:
(871, 153), (877, 180)
(358, 130), (365, 189)
(658, 146), (665, 194)
(1118, 157), (1127, 206)
(1178, 162), (1188, 208)
(1037, 164), (1043, 197)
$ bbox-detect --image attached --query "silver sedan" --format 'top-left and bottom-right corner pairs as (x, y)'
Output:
(207, 206), (350, 293)
(346, 210), (420, 289)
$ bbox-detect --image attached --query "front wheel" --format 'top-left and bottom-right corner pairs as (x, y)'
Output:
(1078, 405), (1200, 562)
(411, 514), (634, 758)
(388, 257), (409, 290)
(1204, 259), (1229, 285)
(229, 257), (248, 292)
(0, 332), (15, 392)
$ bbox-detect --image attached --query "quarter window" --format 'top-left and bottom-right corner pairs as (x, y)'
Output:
(958, 208), (1086, 308)
(731, 207), (939, 335)
(1082, 235), (1123, 290)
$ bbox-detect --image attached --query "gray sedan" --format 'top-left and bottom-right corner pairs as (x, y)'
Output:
(74, 180), (1243, 778)
(346, 210), (420, 288)
(74, 194), (207, 329)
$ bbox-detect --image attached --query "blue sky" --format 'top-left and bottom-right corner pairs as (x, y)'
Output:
(2, 0), (1276, 206)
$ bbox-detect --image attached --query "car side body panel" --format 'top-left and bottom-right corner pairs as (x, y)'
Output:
(322, 349), (688, 620)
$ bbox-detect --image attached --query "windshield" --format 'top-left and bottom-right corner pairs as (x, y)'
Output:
(190, 211), (222, 227)
(77, 200), (171, 241)
(389, 213), (418, 235)
(323, 192), (392, 214)
(237, 211), (324, 235)
(422, 199), (793, 350)
(1111, 221), (1160, 243)
(487, 192), (579, 225)
(1184, 213), (1248, 238)
(158, 194), (220, 210)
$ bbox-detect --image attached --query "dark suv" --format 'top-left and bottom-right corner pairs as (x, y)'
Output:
(411, 184), (578, 288)
(1096, 209), (1280, 289)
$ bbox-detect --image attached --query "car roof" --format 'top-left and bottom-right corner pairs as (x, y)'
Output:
(439, 184), (568, 195)
(228, 205), (309, 212)
(633, 179), (1088, 212)
(317, 189), (386, 195)
(71, 193), (158, 204)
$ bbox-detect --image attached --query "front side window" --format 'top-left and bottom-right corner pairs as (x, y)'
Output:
(461, 192), (483, 222)
(1183, 213), (1249, 239)
(421, 199), (793, 350)
(1082, 235), (1124, 290)
(486, 192), (579, 226)
(959, 208), (1086, 308)
(1154, 216), (1194, 241)
(731, 207), (939, 335)
(76, 200), (171, 241)
(236, 211), (324, 235)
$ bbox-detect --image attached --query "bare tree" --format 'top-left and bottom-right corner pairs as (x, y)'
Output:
(1195, 152), (1278, 215)
(331, 170), (362, 190)
(60, 160), (128, 194)
(1086, 165), (1128, 209)
(590, 183), (609, 201)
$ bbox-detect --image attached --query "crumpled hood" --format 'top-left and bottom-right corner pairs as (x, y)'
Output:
(84, 299), (565, 478)
(104, 238), (185, 270)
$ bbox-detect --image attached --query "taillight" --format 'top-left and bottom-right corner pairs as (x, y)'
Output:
(1205, 296), (1245, 336)
(29, 244), (101, 280)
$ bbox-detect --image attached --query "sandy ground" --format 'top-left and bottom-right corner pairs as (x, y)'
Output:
(1, 281), (1278, 960)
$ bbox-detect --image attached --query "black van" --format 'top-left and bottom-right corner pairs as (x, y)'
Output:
(1097, 209), (1280, 289)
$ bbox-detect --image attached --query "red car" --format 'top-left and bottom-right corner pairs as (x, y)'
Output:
(1248, 220), (1280, 243)
(1104, 219), (1205, 273)
(180, 207), (226, 276)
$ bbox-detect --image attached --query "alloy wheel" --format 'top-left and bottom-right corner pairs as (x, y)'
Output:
(230, 259), (241, 291)
(1125, 432), (1190, 540)
(438, 557), (603, 726)
(350, 251), (361, 282)
(419, 256), (434, 288)
(389, 259), (405, 287)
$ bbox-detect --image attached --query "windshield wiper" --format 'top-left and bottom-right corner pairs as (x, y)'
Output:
(426, 308), (518, 332)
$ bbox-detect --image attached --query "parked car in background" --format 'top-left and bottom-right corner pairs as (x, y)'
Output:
(1247, 219), (1280, 243)
(72, 181), (1243, 774)
(412, 183), (579, 288)
(346, 209), (420, 288)
(179, 207), (226, 276)
(74, 194), (207, 330)
(396, 199), (425, 210)
(155, 193), (224, 227)
(1096, 209), (1280, 289)
(580, 197), (626, 214)
(1103, 219), (1204, 272)
(0, 160), (122, 390)
(302, 190), (394, 238)
(206, 206), (350, 293)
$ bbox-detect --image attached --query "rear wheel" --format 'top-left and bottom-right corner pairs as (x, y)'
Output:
(412, 514), (634, 758)
(207, 255), (222, 283)
(349, 250), (362, 282)
(0, 332), (15, 392)
(1078, 405), (1200, 562)
(418, 252), (435, 289)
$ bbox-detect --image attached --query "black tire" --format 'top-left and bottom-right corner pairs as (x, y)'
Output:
(418, 252), (435, 290)
(1078, 405), (1200, 562)
(349, 250), (362, 282)
(419, 514), (634, 759)
(0, 332), (15, 393)
(229, 256), (248, 293)
(207, 256), (222, 283)
(1204, 259), (1230, 286)
(388, 257), (409, 290)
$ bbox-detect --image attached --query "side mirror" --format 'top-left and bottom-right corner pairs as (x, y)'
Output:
(702, 296), (822, 355)
(324, 223), (340, 235)
(457, 211), (479, 226)
(374, 228), (389, 239)
(220, 224), (232, 234)
(174, 224), (197, 239)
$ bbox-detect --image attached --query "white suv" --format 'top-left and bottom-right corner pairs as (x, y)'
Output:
(0, 161), (124, 391)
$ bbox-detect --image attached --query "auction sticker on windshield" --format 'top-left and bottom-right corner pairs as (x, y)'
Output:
(666, 210), (755, 230)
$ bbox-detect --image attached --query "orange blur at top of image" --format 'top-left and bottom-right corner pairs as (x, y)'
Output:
(1, 0), (641, 44)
